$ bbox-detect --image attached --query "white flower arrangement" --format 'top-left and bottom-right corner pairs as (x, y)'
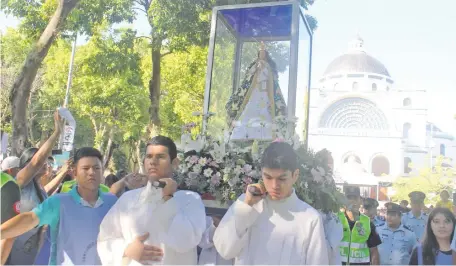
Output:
(175, 124), (345, 212)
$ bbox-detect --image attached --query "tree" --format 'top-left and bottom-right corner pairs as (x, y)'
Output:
(2, 0), (135, 155)
(392, 156), (455, 205)
(67, 28), (149, 168)
(134, 0), (316, 137)
(0, 29), (32, 134)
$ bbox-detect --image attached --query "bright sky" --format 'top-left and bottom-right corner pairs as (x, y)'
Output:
(308, 0), (456, 133)
(2, 0), (455, 133)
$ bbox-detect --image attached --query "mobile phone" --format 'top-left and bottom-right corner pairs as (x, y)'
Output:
(248, 186), (263, 196)
(151, 181), (166, 188)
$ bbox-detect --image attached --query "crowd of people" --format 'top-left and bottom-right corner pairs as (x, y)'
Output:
(0, 111), (455, 265)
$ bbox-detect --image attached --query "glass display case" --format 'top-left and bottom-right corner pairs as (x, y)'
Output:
(202, 1), (313, 147)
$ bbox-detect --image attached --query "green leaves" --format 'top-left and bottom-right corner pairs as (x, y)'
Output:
(392, 156), (455, 205)
(1, 0), (135, 38)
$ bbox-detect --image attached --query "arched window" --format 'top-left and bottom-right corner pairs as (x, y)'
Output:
(372, 83), (377, 91)
(440, 144), (446, 156)
(344, 154), (362, 164)
(403, 123), (411, 138)
(404, 157), (412, 173)
(372, 156), (390, 176)
(403, 98), (412, 106)
(334, 83), (339, 90)
(352, 82), (359, 90)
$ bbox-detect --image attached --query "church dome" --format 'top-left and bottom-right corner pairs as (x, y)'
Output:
(323, 36), (391, 77)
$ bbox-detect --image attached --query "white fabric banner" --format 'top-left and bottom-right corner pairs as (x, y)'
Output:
(58, 107), (76, 152)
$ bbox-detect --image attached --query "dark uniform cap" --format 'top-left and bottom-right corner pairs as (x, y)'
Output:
(363, 198), (379, 209)
(385, 202), (404, 213)
(408, 191), (426, 203)
(344, 186), (361, 196)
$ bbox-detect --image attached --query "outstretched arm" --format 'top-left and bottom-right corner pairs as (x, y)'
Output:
(16, 111), (63, 188)
(1, 238), (15, 264)
(0, 212), (40, 240)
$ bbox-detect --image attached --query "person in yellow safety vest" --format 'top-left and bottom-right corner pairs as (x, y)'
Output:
(338, 186), (381, 265)
(0, 172), (21, 264)
(60, 179), (110, 193)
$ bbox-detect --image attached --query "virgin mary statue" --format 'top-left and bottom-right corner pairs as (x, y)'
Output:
(225, 43), (287, 141)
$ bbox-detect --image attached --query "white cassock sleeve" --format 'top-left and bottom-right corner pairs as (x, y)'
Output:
(213, 194), (260, 260)
(304, 214), (330, 265)
(199, 216), (216, 249)
(97, 197), (129, 265)
(323, 213), (343, 265)
(156, 191), (207, 253)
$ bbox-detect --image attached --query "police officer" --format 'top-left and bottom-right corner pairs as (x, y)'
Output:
(400, 200), (410, 213)
(362, 198), (385, 227)
(401, 191), (428, 241)
(338, 186), (381, 265)
(377, 202), (417, 265)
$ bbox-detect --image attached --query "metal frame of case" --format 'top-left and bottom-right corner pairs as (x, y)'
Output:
(202, 0), (313, 146)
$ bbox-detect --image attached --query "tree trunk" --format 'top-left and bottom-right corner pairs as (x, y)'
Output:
(103, 128), (115, 169)
(10, 0), (80, 156)
(135, 140), (143, 173)
(148, 43), (162, 138)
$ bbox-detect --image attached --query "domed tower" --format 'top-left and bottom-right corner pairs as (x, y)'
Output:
(307, 36), (423, 198)
(320, 35), (394, 93)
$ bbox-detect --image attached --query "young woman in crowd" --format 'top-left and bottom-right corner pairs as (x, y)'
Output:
(409, 207), (456, 265)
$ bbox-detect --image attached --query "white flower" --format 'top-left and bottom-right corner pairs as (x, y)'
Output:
(233, 165), (243, 175)
(192, 164), (202, 173)
(228, 176), (239, 187)
(180, 164), (189, 174)
(247, 170), (259, 178)
(311, 168), (324, 183)
(198, 157), (207, 166)
(224, 167), (232, 174)
(188, 172), (199, 179)
(243, 164), (253, 173)
(203, 168), (213, 177)
(317, 166), (326, 176)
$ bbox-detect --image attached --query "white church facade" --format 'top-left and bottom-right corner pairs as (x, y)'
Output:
(307, 36), (456, 200)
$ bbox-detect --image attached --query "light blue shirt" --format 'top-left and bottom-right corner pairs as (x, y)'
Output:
(376, 223), (417, 265)
(372, 215), (385, 228)
(32, 186), (116, 265)
(401, 211), (428, 241)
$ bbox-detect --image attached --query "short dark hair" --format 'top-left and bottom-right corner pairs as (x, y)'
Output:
(104, 174), (120, 187)
(145, 136), (177, 160)
(116, 169), (128, 179)
(261, 142), (298, 172)
(73, 147), (103, 165)
(440, 190), (450, 197)
(400, 200), (409, 205)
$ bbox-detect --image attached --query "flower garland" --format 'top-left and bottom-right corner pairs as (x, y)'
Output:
(176, 123), (345, 213)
